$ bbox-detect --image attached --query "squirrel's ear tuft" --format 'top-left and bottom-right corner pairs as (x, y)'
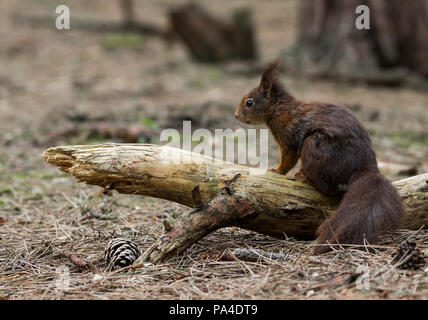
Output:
(260, 60), (281, 99)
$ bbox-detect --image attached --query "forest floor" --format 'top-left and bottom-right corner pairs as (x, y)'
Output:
(0, 0), (427, 300)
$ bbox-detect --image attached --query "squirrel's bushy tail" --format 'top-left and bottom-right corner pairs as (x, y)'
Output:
(314, 170), (404, 254)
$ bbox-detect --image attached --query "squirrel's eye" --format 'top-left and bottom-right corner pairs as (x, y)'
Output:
(246, 99), (254, 107)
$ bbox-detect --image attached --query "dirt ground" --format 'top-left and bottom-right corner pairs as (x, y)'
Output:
(0, 0), (427, 300)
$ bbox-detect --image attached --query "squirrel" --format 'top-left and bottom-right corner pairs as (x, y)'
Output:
(234, 61), (405, 254)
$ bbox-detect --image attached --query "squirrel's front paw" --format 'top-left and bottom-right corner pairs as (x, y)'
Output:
(268, 168), (285, 175)
(294, 171), (308, 183)
(294, 171), (305, 179)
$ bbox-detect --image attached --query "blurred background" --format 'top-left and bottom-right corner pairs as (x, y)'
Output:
(0, 0), (427, 175)
(0, 0), (427, 300)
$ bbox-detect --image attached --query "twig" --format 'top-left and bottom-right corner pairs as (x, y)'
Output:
(226, 248), (285, 262)
(56, 250), (101, 274)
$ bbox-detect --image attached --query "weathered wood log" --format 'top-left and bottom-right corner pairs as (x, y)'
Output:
(41, 143), (428, 263)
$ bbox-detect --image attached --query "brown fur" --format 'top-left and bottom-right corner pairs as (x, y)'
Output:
(234, 61), (405, 254)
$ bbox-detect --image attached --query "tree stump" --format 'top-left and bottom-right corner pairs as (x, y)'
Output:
(169, 3), (257, 62)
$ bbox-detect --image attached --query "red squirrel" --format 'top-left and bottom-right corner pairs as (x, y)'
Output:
(234, 61), (405, 254)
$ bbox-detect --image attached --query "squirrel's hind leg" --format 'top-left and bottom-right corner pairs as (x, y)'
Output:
(300, 135), (350, 197)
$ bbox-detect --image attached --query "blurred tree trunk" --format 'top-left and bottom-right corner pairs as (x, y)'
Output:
(288, 0), (428, 80)
(169, 3), (257, 62)
(120, 0), (135, 27)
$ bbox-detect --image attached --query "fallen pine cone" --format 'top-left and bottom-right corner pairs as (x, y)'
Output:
(392, 240), (426, 270)
(104, 238), (141, 271)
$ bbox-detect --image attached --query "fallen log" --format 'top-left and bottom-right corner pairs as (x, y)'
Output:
(41, 143), (428, 263)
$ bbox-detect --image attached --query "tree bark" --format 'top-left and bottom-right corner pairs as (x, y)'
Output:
(284, 0), (428, 82)
(41, 143), (428, 263)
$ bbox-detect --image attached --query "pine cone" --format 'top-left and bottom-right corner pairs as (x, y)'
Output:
(104, 238), (141, 271)
(393, 240), (426, 270)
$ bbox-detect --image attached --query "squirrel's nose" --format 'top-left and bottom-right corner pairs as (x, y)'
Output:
(234, 113), (238, 120)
